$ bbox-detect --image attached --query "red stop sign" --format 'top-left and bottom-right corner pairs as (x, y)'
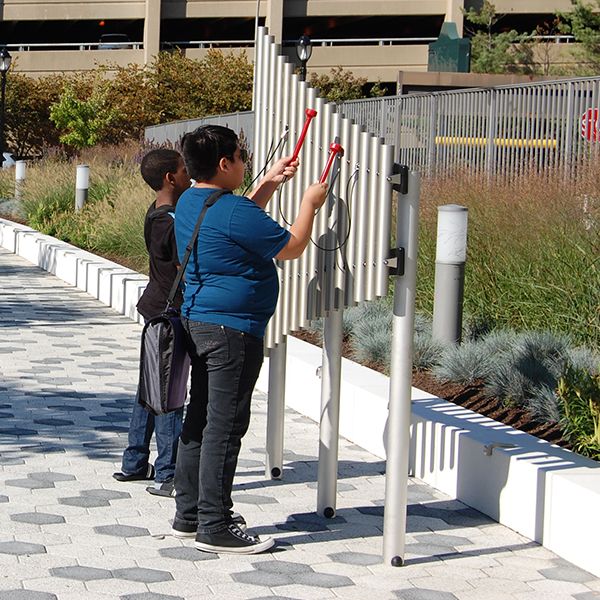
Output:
(581, 108), (599, 142)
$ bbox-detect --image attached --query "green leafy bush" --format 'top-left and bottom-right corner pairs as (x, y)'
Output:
(558, 365), (600, 459)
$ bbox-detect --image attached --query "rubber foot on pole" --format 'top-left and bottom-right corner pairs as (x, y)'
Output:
(271, 467), (281, 479)
(391, 556), (404, 567)
(324, 507), (335, 519)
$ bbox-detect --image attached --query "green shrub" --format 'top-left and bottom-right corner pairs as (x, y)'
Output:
(558, 365), (600, 459)
(432, 341), (496, 385)
(484, 331), (570, 408)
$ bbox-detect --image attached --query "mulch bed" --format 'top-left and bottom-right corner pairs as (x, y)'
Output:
(292, 331), (572, 450)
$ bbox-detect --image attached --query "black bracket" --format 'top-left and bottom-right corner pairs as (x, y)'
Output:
(389, 164), (409, 195)
(385, 247), (405, 277)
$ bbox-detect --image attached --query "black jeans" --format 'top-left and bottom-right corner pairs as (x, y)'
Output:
(174, 319), (264, 534)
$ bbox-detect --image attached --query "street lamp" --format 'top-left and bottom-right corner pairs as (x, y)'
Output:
(296, 35), (312, 82)
(0, 47), (12, 167)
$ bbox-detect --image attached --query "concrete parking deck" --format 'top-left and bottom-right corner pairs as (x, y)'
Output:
(1, 247), (599, 600)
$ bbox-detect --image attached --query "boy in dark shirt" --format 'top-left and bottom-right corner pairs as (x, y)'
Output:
(113, 148), (191, 496)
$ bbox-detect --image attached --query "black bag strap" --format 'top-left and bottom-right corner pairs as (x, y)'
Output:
(166, 189), (229, 310)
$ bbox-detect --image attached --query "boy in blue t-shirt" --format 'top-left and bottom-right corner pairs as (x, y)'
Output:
(172, 125), (327, 554)
(113, 149), (190, 496)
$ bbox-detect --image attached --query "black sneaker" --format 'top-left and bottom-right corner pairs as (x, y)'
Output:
(171, 513), (247, 538)
(195, 523), (274, 554)
(146, 479), (175, 497)
(113, 464), (155, 482)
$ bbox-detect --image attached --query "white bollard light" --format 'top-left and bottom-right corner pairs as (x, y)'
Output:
(75, 164), (90, 211)
(432, 204), (468, 344)
(15, 160), (26, 182)
(14, 160), (26, 200)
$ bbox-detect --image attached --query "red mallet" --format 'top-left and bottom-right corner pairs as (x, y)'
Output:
(290, 108), (318, 161)
(319, 143), (344, 183)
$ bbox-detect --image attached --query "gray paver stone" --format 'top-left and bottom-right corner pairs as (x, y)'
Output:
(80, 489), (131, 500)
(252, 561), (313, 574)
(232, 493), (279, 505)
(573, 593), (600, 599)
(395, 589), (458, 600)
(50, 566), (113, 581)
(0, 541), (47, 556)
(329, 551), (381, 566)
(11, 513), (66, 525)
(94, 524), (150, 537)
(5, 479), (54, 490)
(539, 565), (595, 583)
(112, 568), (173, 583)
(121, 594), (184, 600)
(291, 572), (354, 588)
(59, 496), (110, 508)
(414, 533), (472, 547)
(232, 571), (294, 587)
(28, 472), (76, 482)
(158, 547), (218, 562)
(0, 592), (57, 600)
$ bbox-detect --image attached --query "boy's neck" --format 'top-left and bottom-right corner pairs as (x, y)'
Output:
(155, 189), (177, 208)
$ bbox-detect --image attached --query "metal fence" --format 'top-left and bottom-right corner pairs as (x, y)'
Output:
(145, 111), (254, 148)
(341, 77), (600, 176)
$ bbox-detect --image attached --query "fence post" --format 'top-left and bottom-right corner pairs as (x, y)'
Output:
(432, 204), (468, 344)
(75, 164), (89, 211)
(14, 160), (26, 200)
(485, 90), (498, 176)
(427, 95), (438, 176)
(563, 81), (575, 177)
(383, 168), (420, 566)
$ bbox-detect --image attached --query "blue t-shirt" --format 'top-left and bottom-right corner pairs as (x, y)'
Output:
(175, 187), (291, 338)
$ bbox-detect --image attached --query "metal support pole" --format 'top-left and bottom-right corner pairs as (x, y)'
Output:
(265, 336), (287, 479)
(0, 70), (6, 167)
(14, 160), (25, 200)
(431, 205), (468, 345)
(75, 164), (89, 211)
(317, 307), (343, 518)
(383, 169), (420, 567)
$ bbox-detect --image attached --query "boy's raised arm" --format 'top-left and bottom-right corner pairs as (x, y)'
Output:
(247, 156), (298, 209)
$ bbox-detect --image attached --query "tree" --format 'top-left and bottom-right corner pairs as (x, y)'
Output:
(49, 82), (118, 149)
(5, 71), (63, 157)
(558, 0), (600, 74)
(464, 1), (534, 74)
(307, 67), (385, 103)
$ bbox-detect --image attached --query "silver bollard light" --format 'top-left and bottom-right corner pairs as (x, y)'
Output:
(75, 164), (90, 211)
(14, 160), (26, 200)
(432, 204), (468, 344)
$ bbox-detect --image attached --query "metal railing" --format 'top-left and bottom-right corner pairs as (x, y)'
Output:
(341, 76), (600, 176)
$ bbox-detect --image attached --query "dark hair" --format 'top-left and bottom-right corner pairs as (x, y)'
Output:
(140, 149), (182, 191)
(181, 125), (238, 182)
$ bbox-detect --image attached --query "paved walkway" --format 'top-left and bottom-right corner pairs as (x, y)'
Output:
(0, 247), (599, 600)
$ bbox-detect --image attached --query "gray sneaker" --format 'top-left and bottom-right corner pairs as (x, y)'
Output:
(195, 523), (274, 555)
(146, 479), (175, 497)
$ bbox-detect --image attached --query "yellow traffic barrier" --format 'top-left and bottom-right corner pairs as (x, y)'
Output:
(435, 136), (557, 149)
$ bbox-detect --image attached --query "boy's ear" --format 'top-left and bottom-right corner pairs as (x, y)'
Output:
(165, 172), (176, 187)
(218, 156), (230, 173)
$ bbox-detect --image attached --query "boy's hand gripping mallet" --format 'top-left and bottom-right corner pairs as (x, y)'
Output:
(319, 143), (344, 183)
(290, 108), (318, 162)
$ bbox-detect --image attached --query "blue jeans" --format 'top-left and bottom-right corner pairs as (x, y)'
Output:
(173, 320), (264, 534)
(121, 393), (184, 483)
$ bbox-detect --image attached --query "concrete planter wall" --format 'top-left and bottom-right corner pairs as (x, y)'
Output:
(2, 216), (599, 577)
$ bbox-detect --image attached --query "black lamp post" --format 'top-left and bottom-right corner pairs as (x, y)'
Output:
(296, 35), (312, 82)
(0, 47), (12, 167)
